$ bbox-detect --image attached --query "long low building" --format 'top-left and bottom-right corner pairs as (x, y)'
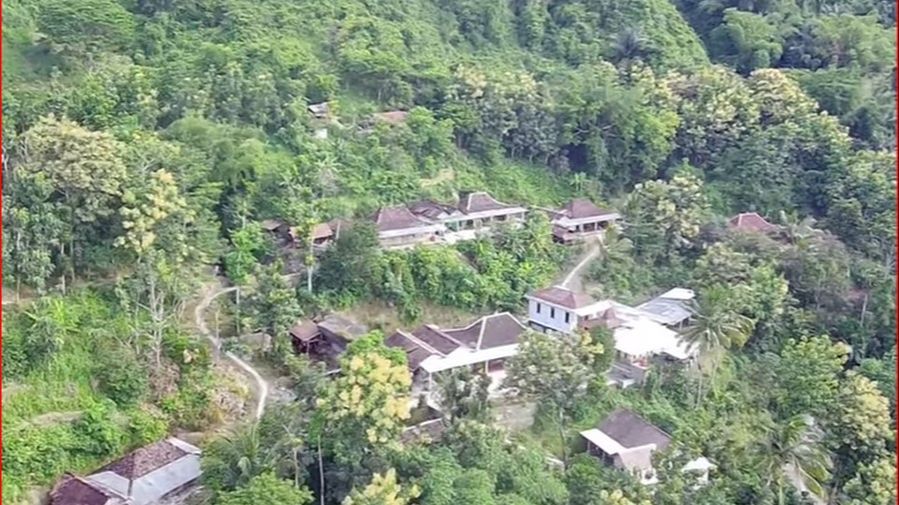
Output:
(50, 438), (202, 505)
(386, 312), (527, 392)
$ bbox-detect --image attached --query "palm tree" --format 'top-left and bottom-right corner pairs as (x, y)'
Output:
(202, 423), (281, 492)
(611, 28), (656, 63)
(756, 415), (832, 505)
(570, 172), (587, 194)
(683, 285), (755, 405)
(777, 210), (823, 247)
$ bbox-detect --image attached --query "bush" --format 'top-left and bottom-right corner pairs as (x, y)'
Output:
(74, 400), (127, 457)
(126, 407), (169, 446)
(95, 347), (149, 406)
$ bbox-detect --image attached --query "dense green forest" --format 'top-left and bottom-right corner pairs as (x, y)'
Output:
(2, 0), (895, 504)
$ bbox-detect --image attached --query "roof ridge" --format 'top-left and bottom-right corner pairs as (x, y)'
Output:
(79, 474), (126, 500)
(400, 329), (443, 356)
(475, 316), (488, 351)
(423, 324), (467, 348)
(485, 311), (527, 329)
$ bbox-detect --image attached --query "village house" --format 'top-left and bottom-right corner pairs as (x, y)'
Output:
(290, 314), (369, 372)
(49, 438), (202, 505)
(307, 102), (333, 139)
(386, 312), (527, 396)
(373, 206), (447, 249)
(727, 212), (780, 234)
(307, 102), (331, 120)
(261, 218), (292, 245)
(548, 198), (620, 244)
(525, 286), (603, 334)
(526, 286), (695, 387)
(636, 288), (695, 328)
(289, 220), (343, 251)
(408, 191), (528, 243)
(580, 409), (713, 486)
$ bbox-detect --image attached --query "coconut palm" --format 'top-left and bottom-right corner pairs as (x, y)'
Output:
(756, 414), (832, 505)
(683, 285), (755, 405)
(202, 423), (282, 492)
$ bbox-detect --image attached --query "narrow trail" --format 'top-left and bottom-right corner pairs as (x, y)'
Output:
(560, 236), (602, 292)
(194, 282), (269, 421)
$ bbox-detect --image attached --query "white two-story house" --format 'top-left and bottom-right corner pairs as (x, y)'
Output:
(525, 286), (609, 334)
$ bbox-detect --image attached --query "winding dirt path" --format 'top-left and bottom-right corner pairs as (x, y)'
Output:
(560, 236), (602, 292)
(194, 282), (268, 421)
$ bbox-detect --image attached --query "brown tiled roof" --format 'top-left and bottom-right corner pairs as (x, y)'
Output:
(317, 315), (368, 342)
(529, 286), (595, 310)
(372, 111), (409, 125)
(312, 223), (335, 240)
(442, 313), (527, 350)
(458, 192), (514, 214)
(98, 440), (187, 480)
(412, 325), (463, 355)
(385, 331), (440, 371)
(598, 409), (672, 450)
(50, 475), (119, 505)
(289, 320), (321, 343)
(561, 198), (616, 219)
(728, 212), (779, 233)
(374, 206), (434, 232)
(408, 200), (456, 220)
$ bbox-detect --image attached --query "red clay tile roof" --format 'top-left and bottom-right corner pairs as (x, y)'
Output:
(561, 198), (616, 219)
(374, 206), (434, 232)
(50, 475), (119, 505)
(98, 440), (187, 480)
(528, 286), (595, 310)
(457, 192), (515, 214)
(728, 212), (779, 233)
(372, 111), (409, 125)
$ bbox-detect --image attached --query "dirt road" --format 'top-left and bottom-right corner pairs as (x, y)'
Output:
(194, 282), (269, 420)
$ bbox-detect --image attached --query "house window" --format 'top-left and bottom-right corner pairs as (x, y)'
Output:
(550, 307), (556, 319)
(565, 312), (570, 323)
(536, 302), (541, 314)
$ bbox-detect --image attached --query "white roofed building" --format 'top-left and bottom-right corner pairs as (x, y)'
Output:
(526, 286), (696, 387)
(637, 288), (695, 328)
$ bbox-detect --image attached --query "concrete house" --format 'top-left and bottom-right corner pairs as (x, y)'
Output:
(49, 438), (202, 505)
(373, 206), (447, 249)
(408, 192), (528, 243)
(581, 409), (713, 486)
(525, 286), (605, 334)
(386, 313), (527, 395)
(526, 286), (696, 387)
(549, 198), (620, 244)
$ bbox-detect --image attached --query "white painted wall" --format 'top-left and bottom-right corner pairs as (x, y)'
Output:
(528, 299), (578, 333)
